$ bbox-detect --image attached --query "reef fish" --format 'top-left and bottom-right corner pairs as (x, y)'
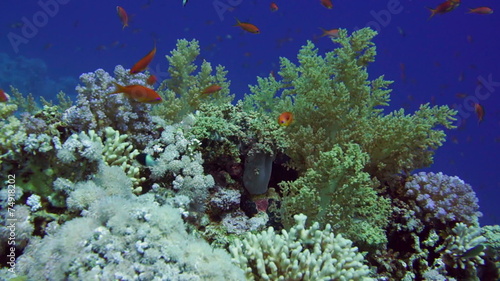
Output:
(234, 19), (260, 34)
(116, 6), (129, 30)
(110, 83), (162, 103)
(0, 89), (9, 102)
(320, 0), (333, 9)
(270, 2), (278, 12)
(474, 103), (484, 124)
(201, 84), (222, 94)
(467, 7), (493, 15)
(278, 112), (293, 126)
(146, 75), (157, 85)
(136, 153), (157, 166)
(130, 44), (156, 74)
(427, 0), (460, 19)
(320, 28), (339, 38)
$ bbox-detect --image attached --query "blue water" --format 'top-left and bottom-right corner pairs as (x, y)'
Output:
(1, 0), (499, 226)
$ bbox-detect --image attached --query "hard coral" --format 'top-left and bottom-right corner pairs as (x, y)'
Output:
(404, 172), (482, 226)
(63, 65), (155, 146)
(229, 213), (373, 281)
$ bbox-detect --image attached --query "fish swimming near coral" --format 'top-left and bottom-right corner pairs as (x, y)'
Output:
(278, 112), (293, 126)
(319, 28), (339, 39)
(130, 43), (157, 74)
(201, 84), (222, 94)
(109, 82), (162, 103)
(135, 153), (157, 166)
(146, 75), (157, 85)
(0, 89), (9, 102)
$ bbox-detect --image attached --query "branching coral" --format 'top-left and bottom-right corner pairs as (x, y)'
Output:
(152, 39), (233, 123)
(243, 28), (456, 180)
(62, 65), (155, 146)
(404, 172), (482, 226)
(57, 127), (143, 192)
(229, 213), (373, 281)
(439, 223), (486, 270)
(280, 143), (391, 248)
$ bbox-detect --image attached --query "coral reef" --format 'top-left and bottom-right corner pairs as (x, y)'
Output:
(62, 65), (156, 146)
(1, 27), (497, 281)
(229, 213), (373, 280)
(152, 39), (233, 123)
(15, 165), (245, 281)
(404, 172), (482, 225)
(243, 28), (456, 180)
(280, 143), (391, 248)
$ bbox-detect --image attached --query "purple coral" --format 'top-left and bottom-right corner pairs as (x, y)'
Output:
(62, 65), (155, 146)
(405, 172), (482, 225)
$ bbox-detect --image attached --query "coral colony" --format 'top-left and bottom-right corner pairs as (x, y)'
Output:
(0, 29), (499, 280)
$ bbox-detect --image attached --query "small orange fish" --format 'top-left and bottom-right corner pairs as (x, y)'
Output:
(146, 75), (157, 85)
(110, 83), (162, 103)
(467, 7), (493, 15)
(116, 6), (129, 30)
(319, 28), (339, 38)
(278, 112), (293, 126)
(234, 18), (260, 34)
(201, 84), (222, 94)
(427, 0), (460, 19)
(455, 92), (467, 99)
(270, 2), (278, 12)
(130, 44), (156, 74)
(0, 89), (9, 102)
(320, 0), (333, 9)
(474, 103), (484, 124)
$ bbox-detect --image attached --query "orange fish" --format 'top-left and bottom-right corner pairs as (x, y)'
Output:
(427, 0), (460, 19)
(234, 18), (260, 34)
(320, 0), (333, 9)
(278, 112), (293, 126)
(116, 6), (129, 30)
(270, 2), (278, 12)
(201, 84), (222, 94)
(110, 82), (162, 103)
(474, 103), (484, 124)
(467, 7), (493, 15)
(146, 75), (157, 85)
(0, 89), (9, 102)
(130, 44), (156, 74)
(319, 28), (339, 38)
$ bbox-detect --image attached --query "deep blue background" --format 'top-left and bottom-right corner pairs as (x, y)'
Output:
(1, 0), (499, 225)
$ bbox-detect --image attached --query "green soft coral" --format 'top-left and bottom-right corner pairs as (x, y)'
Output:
(243, 28), (456, 179)
(280, 143), (391, 248)
(189, 102), (289, 167)
(153, 39), (233, 123)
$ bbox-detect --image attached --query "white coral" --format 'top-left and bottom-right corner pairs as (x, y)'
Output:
(230, 214), (373, 281)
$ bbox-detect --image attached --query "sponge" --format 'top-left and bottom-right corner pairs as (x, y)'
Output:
(243, 152), (275, 194)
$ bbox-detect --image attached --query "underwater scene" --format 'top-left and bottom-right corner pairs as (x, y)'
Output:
(1, 0), (499, 280)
